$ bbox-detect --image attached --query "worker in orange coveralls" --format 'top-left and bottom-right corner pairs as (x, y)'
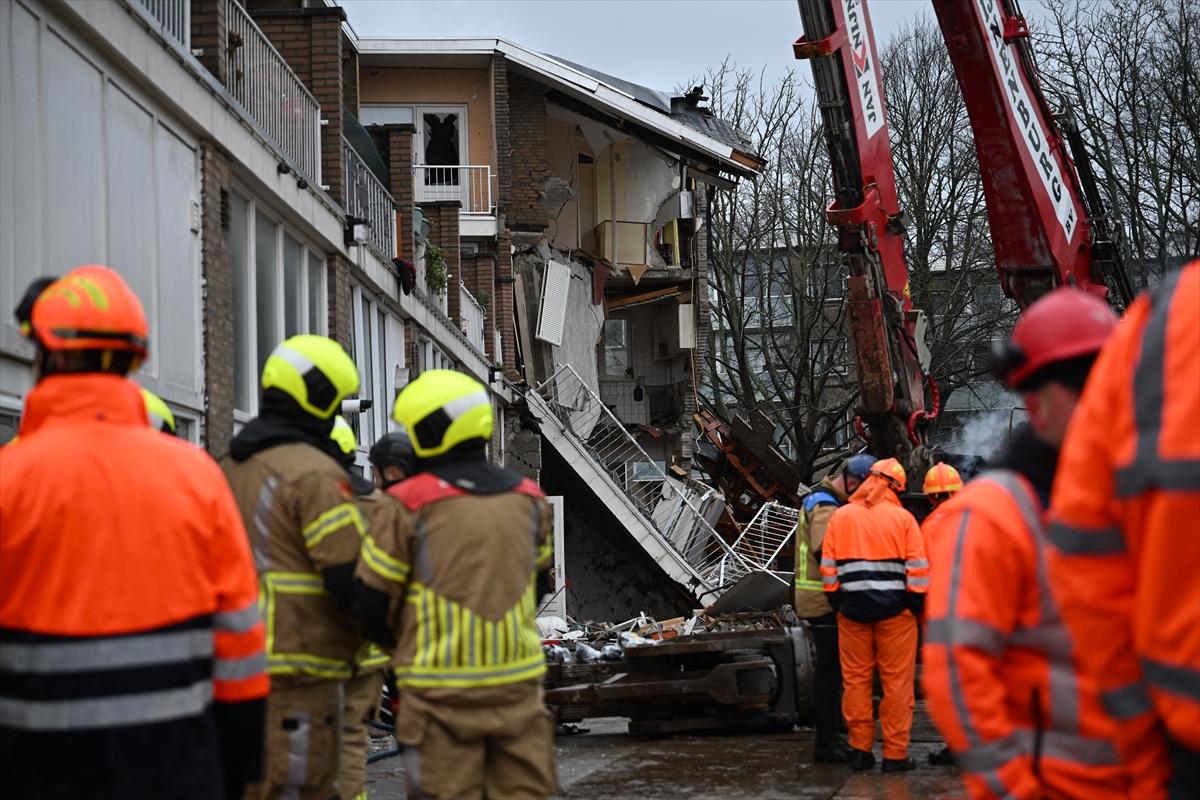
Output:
(820, 457), (927, 772)
(1048, 262), (1200, 800)
(920, 460), (963, 768)
(922, 287), (1135, 800)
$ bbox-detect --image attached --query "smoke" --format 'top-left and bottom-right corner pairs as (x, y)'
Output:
(959, 409), (1024, 459)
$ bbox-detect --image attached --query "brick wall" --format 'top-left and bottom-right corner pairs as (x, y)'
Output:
(200, 142), (234, 456)
(326, 252), (353, 352)
(190, 0), (227, 85)
(247, 6), (346, 200)
(341, 31), (358, 116)
(492, 55), (511, 210)
(419, 201), (461, 322)
(386, 125), (416, 261)
(506, 72), (549, 231)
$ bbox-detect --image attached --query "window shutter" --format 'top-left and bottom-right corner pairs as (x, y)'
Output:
(537, 260), (571, 346)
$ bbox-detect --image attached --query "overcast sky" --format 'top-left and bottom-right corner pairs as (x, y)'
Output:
(336, 0), (959, 93)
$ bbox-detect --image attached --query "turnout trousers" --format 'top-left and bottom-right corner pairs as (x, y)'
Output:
(246, 677), (344, 800)
(396, 682), (557, 800)
(340, 670), (385, 800)
(838, 610), (918, 759)
(810, 612), (844, 745)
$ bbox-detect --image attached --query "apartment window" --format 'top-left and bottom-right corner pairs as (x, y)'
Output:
(230, 190), (327, 414)
(359, 105), (415, 126)
(351, 287), (405, 449)
(0, 409), (18, 446)
(603, 318), (630, 378)
(418, 337), (453, 373)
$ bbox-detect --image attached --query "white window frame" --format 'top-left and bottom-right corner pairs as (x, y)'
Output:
(350, 285), (406, 453)
(230, 187), (328, 417)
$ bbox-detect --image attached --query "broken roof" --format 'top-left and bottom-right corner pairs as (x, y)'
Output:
(350, 36), (764, 177)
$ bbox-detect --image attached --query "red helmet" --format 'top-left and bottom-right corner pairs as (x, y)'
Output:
(26, 266), (148, 358)
(993, 288), (1117, 390)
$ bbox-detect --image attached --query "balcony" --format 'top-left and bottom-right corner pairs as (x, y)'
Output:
(342, 136), (397, 262)
(223, 0), (321, 185)
(130, 0), (190, 48)
(413, 165), (497, 237)
(459, 281), (485, 352)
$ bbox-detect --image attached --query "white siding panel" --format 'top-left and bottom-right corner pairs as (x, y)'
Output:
(43, 30), (106, 274)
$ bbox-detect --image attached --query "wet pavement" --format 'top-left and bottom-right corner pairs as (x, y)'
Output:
(365, 701), (967, 798)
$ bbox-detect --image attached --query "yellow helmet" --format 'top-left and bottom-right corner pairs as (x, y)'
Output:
(140, 388), (176, 434)
(392, 369), (492, 459)
(261, 335), (359, 420)
(330, 416), (357, 456)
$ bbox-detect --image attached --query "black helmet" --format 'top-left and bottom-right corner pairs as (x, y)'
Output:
(369, 429), (416, 484)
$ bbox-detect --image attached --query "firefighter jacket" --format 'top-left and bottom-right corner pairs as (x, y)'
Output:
(355, 465), (552, 701)
(1048, 263), (1200, 797)
(352, 487), (405, 672)
(0, 374), (267, 799)
(922, 467), (1129, 800)
(793, 476), (848, 618)
(222, 424), (365, 682)
(820, 475), (928, 623)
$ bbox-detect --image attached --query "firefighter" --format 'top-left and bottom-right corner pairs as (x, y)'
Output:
(920, 460), (963, 768)
(793, 452), (876, 762)
(820, 457), (927, 772)
(0, 266), (267, 800)
(354, 370), (558, 799)
(1048, 262), (1199, 800)
(221, 335), (365, 800)
(141, 386), (177, 435)
(329, 418), (409, 800)
(921, 287), (1131, 800)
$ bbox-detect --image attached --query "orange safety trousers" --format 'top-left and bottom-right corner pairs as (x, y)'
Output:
(838, 610), (917, 759)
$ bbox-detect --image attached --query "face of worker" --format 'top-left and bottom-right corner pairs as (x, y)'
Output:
(844, 473), (864, 497)
(1024, 381), (1082, 448)
(372, 464), (406, 488)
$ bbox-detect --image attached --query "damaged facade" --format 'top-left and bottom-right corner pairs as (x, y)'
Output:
(352, 37), (768, 619)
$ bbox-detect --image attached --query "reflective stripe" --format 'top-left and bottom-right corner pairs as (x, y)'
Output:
(906, 559), (929, 569)
(956, 729), (1027, 773)
(925, 618), (1007, 656)
(1101, 681), (1154, 719)
(251, 475), (278, 573)
(214, 652), (267, 681)
(267, 653), (352, 679)
(793, 527), (826, 590)
(1115, 268), (1200, 496)
(840, 580), (906, 592)
(1046, 521), (1126, 556)
(820, 557), (836, 568)
(1042, 729), (1119, 766)
(443, 390), (489, 420)
(837, 561), (906, 575)
(820, 575), (838, 585)
(302, 503), (364, 548)
(0, 680), (213, 731)
(1143, 658), (1200, 701)
(215, 601), (261, 633)
(361, 533), (410, 583)
(394, 653), (545, 689)
(907, 576), (929, 588)
(0, 630), (211, 674)
(265, 572), (324, 591)
(284, 710), (311, 790)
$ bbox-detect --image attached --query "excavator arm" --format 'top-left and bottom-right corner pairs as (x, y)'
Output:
(930, 0), (1135, 307)
(793, 0), (934, 467)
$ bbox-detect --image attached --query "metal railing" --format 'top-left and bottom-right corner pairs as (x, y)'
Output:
(413, 165), (495, 215)
(459, 281), (486, 351)
(342, 136), (397, 261)
(705, 502), (798, 588)
(534, 364), (754, 592)
(223, 0), (321, 185)
(130, 0), (191, 48)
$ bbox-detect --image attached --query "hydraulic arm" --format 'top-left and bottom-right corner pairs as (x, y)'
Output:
(793, 0), (935, 466)
(930, 0), (1135, 307)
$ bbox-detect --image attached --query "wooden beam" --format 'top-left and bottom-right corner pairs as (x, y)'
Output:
(605, 286), (681, 311)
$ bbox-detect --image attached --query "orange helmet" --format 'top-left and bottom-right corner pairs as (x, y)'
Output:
(869, 457), (908, 491)
(924, 462), (963, 496)
(26, 266), (148, 358)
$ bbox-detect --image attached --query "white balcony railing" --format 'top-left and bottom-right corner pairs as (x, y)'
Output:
(129, 0), (191, 48)
(342, 137), (397, 261)
(459, 281), (486, 351)
(413, 165), (495, 215)
(223, 0), (321, 185)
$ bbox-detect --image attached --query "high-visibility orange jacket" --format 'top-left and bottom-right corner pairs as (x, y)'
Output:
(0, 374), (267, 799)
(1048, 263), (1200, 795)
(922, 469), (1129, 800)
(820, 475), (928, 622)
